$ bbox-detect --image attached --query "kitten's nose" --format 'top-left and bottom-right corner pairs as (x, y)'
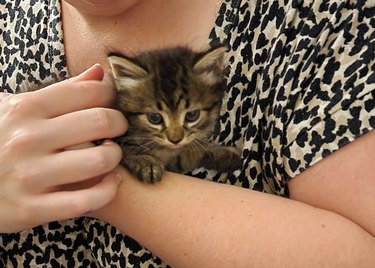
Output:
(166, 128), (184, 145)
(168, 136), (183, 145)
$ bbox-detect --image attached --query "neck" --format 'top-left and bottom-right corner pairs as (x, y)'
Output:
(61, 0), (219, 76)
(62, 0), (140, 17)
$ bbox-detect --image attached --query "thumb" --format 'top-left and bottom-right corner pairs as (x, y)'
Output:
(70, 64), (105, 82)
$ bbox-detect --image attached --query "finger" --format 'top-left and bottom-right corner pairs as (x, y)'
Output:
(69, 63), (105, 82)
(28, 172), (122, 224)
(44, 107), (127, 149)
(3, 65), (114, 120)
(22, 64), (113, 118)
(32, 80), (116, 118)
(5, 108), (127, 157)
(24, 140), (122, 189)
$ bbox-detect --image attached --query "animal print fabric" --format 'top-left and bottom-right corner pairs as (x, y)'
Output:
(1, 0), (374, 267)
(0, 0), (67, 92)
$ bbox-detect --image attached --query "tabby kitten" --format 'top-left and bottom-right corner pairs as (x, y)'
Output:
(108, 46), (241, 183)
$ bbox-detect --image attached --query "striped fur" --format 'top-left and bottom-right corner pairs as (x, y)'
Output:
(109, 46), (241, 183)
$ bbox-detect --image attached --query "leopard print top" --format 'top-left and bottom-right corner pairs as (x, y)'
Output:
(1, 0), (374, 267)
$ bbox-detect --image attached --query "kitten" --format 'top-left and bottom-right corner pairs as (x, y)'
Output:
(108, 46), (241, 183)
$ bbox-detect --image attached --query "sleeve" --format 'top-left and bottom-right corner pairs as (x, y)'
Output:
(280, 1), (375, 181)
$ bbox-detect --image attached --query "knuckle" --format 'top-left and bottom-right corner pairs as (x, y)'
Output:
(6, 94), (35, 118)
(4, 128), (36, 152)
(90, 108), (113, 130)
(78, 81), (107, 99)
(87, 81), (112, 97)
(11, 163), (35, 186)
(70, 196), (91, 216)
(87, 150), (112, 173)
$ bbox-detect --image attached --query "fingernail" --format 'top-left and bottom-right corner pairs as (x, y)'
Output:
(103, 139), (114, 145)
(78, 63), (102, 76)
(115, 172), (123, 184)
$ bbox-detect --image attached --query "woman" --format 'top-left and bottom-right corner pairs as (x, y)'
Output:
(1, 0), (374, 267)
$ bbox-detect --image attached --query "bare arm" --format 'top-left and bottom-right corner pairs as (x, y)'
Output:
(289, 128), (375, 236)
(93, 167), (375, 267)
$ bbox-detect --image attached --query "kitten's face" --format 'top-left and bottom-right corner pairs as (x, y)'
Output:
(108, 46), (227, 148)
(126, 90), (220, 149)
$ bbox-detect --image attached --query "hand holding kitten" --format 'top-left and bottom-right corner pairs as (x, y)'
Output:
(0, 65), (127, 233)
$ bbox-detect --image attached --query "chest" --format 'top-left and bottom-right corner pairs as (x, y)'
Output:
(61, 1), (218, 77)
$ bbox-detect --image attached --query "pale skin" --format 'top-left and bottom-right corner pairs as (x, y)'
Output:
(1, 0), (374, 267)
(0, 65), (127, 232)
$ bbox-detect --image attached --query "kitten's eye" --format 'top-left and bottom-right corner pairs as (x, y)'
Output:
(185, 110), (200, 123)
(147, 112), (163, 124)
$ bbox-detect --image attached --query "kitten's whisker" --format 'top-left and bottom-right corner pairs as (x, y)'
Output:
(189, 140), (200, 154)
(133, 141), (158, 154)
(120, 136), (155, 145)
(191, 139), (207, 153)
(195, 137), (210, 147)
(124, 139), (159, 157)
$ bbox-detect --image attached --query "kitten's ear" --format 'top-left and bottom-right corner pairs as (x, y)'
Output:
(193, 46), (227, 73)
(108, 55), (148, 89)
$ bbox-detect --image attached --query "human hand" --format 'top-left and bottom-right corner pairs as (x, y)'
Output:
(0, 65), (127, 233)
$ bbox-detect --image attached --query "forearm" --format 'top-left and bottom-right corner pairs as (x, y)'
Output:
(94, 169), (375, 267)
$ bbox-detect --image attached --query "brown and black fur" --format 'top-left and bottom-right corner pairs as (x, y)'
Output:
(108, 46), (241, 183)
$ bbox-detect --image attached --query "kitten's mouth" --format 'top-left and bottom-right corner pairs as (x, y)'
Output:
(157, 138), (190, 149)
(158, 136), (195, 149)
(164, 142), (187, 149)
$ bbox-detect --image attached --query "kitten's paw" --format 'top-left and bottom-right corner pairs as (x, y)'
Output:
(125, 155), (165, 183)
(223, 146), (242, 171)
(202, 146), (242, 172)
